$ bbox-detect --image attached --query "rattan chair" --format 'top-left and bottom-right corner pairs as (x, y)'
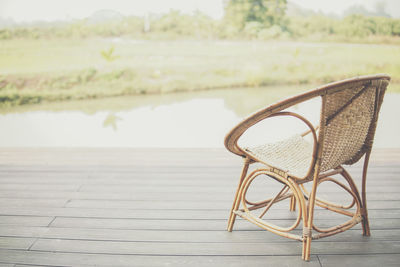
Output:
(225, 74), (390, 261)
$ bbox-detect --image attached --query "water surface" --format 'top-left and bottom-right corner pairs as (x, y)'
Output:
(0, 86), (398, 148)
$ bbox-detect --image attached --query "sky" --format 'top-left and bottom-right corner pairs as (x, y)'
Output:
(0, 0), (399, 22)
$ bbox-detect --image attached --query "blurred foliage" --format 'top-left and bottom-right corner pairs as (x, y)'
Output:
(1, 0), (400, 107)
(288, 14), (400, 40)
(1, 4), (400, 43)
(1, 39), (399, 107)
(224, 0), (287, 30)
(100, 46), (119, 62)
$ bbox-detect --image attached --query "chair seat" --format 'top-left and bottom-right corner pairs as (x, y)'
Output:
(244, 134), (313, 179)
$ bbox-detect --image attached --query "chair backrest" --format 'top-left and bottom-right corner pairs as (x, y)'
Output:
(318, 76), (390, 172)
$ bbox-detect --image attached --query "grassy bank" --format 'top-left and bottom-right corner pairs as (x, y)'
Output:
(1, 38), (399, 107)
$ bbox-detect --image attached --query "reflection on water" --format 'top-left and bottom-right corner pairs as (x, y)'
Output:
(103, 113), (122, 131)
(0, 86), (399, 148)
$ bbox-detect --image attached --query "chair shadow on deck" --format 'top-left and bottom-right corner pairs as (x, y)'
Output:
(224, 74), (391, 261)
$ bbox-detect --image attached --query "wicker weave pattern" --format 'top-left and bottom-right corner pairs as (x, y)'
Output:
(320, 85), (376, 172)
(245, 135), (313, 178)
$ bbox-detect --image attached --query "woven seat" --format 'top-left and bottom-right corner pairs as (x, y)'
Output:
(245, 135), (313, 178)
(224, 74), (390, 261)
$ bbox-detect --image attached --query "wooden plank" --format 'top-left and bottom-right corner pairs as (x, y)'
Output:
(0, 215), (54, 227)
(2, 226), (400, 243)
(0, 237), (35, 250)
(0, 184), (80, 191)
(0, 198), (66, 208)
(0, 250), (321, 267)
(4, 164), (392, 173)
(0, 191), (75, 199)
(0, 206), (399, 219)
(0, 163), (398, 173)
(319, 254), (400, 267)
(0, 172), (239, 179)
(76, 184), (400, 193)
(0, 163), (391, 170)
(0, 164), (241, 172)
(0, 171), (399, 185)
(48, 217), (400, 231)
(63, 199), (400, 210)
(0, 190), (399, 201)
(49, 217), (264, 231)
(0, 206), (227, 219)
(2, 177), (400, 190)
(30, 238), (400, 256)
(0, 169), (394, 180)
(0, 184), (400, 201)
(0, 148), (238, 168)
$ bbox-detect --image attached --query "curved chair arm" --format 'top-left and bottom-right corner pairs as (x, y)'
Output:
(224, 89), (321, 157)
(301, 125), (320, 137)
(224, 74), (390, 158)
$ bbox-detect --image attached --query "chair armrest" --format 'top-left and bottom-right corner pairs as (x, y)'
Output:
(224, 89), (320, 157)
(301, 125), (320, 137)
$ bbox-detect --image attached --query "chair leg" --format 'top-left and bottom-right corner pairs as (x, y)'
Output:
(227, 158), (250, 232)
(361, 151), (372, 236)
(361, 211), (371, 236)
(303, 236), (312, 261)
(302, 238), (307, 261)
(302, 171), (319, 261)
(303, 203), (316, 261)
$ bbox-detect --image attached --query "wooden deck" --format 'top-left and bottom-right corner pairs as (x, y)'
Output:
(0, 148), (399, 266)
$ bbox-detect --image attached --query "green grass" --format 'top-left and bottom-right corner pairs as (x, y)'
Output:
(0, 84), (305, 116)
(1, 38), (399, 107)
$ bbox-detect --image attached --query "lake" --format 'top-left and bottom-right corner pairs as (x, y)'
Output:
(0, 86), (399, 148)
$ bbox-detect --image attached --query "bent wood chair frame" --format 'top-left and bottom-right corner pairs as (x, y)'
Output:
(225, 74), (390, 261)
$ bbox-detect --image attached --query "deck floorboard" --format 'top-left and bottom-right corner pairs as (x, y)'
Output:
(0, 148), (399, 266)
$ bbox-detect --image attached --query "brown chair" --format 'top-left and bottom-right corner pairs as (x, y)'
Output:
(225, 74), (390, 261)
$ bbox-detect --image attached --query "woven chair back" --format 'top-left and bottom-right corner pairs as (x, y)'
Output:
(319, 79), (387, 172)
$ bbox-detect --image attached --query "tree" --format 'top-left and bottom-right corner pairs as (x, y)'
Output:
(224, 0), (287, 30)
